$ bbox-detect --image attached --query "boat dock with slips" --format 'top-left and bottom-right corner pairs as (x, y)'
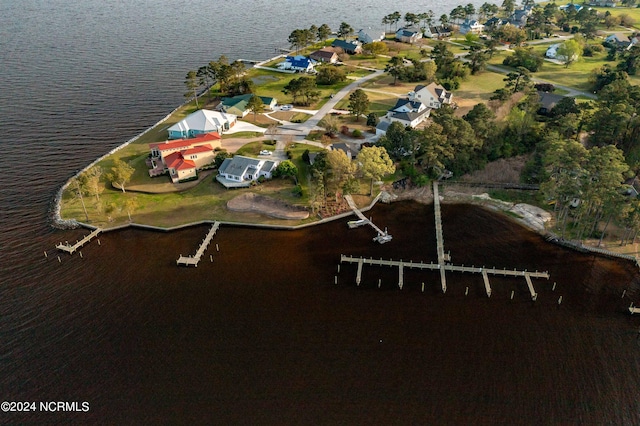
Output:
(176, 222), (220, 267)
(340, 255), (549, 298)
(56, 228), (101, 254)
(344, 194), (392, 244)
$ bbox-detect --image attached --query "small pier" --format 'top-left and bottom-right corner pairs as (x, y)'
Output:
(344, 195), (392, 243)
(176, 222), (220, 267)
(56, 228), (101, 254)
(340, 255), (549, 299)
(630, 304), (640, 315)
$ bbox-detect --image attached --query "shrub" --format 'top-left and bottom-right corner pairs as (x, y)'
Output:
(292, 184), (303, 197)
(340, 125), (350, 135)
(352, 129), (363, 138)
(257, 176), (266, 183)
(264, 140), (276, 146)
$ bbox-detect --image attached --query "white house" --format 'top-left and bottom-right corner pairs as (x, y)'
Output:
(167, 109), (237, 139)
(357, 28), (385, 44)
(376, 99), (431, 135)
(395, 27), (423, 44)
(216, 155), (279, 188)
(408, 83), (453, 109)
(459, 19), (485, 35)
(278, 55), (316, 72)
(545, 43), (579, 61)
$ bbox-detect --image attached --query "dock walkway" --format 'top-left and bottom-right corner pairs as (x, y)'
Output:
(176, 222), (220, 267)
(340, 255), (549, 299)
(344, 194), (391, 243)
(56, 228), (101, 254)
(433, 182), (449, 292)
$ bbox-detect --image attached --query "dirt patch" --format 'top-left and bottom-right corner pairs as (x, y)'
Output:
(460, 155), (529, 183)
(227, 193), (309, 220)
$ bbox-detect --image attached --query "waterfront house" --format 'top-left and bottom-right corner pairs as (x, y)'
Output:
(537, 91), (567, 115)
(331, 39), (363, 55)
(509, 7), (533, 28)
(279, 55), (316, 72)
(216, 155), (279, 188)
(425, 25), (453, 38)
(558, 3), (584, 12)
(147, 132), (220, 182)
(408, 83), (452, 109)
(309, 48), (339, 64)
(218, 94), (277, 117)
(459, 19), (484, 35)
(376, 99), (431, 135)
(357, 28), (385, 44)
(605, 33), (638, 50)
(167, 109), (236, 139)
(395, 27), (423, 44)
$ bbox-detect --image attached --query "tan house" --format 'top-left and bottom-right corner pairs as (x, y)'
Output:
(147, 132), (221, 182)
(310, 48), (339, 63)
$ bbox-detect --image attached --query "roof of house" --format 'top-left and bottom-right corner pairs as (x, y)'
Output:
(149, 132), (220, 151)
(391, 98), (424, 112)
(376, 121), (391, 132)
(310, 48), (338, 60)
(391, 107), (431, 123)
(221, 94), (276, 112)
(182, 144), (213, 156)
(218, 155), (268, 178)
(538, 91), (566, 111)
(331, 39), (361, 51)
(607, 33), (631, 43)
(165, 152), (196, 171)
(331, 142), (360, 157)
(285, 55), (314, 68)
(396, 28), (421, 37)
(415, 82), (451, 102)
(259, 160), (276, 174)
(168, 110), (236, 134)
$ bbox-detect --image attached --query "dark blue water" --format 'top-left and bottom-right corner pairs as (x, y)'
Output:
(1, 1), (640, 423)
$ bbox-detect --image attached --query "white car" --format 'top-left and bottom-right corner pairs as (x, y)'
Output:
(280, 104), (293, 111)
(259, 150), (272, 156)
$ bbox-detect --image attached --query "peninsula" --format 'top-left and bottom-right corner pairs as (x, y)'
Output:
(56, 4), (640, 260)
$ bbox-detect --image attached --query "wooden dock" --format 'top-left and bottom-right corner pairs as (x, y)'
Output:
(344, 194), (392, 243)
(176, 222), (220, 267)
(56, 228), (101, 254)
(433, 182), (451, 292)
(340, 255), (549, 299)
(630, 304), (640, 314)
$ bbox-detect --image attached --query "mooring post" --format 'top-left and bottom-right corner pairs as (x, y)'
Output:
(210, 255), (213, 262)
(97, 239), (101, 246)
(216, 244), (219, 252)
(510, 290), (514, 300)
(552, 282), (556, 291)
(337, 264), (340, 273)
(334, 276), (337, 285)
(57, 256), (61, 263)
(79, 251), (83, 258)
(44, 251), (47, 258)
(422, 282), (425, 292)
(378, 278), (381, 288)
(622, 289), (627, 299)
(465, 287), (469, 296)
(558, 296), (563, 305)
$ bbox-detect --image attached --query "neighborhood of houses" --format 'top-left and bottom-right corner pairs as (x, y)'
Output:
(144, 1), (628, 187)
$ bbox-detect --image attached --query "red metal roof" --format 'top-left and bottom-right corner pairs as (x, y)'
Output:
(149, 132), (220, 151)
(165, 152), (196, 171)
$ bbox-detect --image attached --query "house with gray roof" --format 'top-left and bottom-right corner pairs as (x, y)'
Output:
(216, 155), (279, 188)
(331, 39), (362, 54)
(167, 109), (237, 139)
(376, 99), (431, 136)
(357, 28), (385, 44)
(395, 27), (423, 44)
(408, 82), (453, 109)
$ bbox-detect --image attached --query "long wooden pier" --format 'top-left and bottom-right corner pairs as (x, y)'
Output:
(433, 182), (449, 292)
(56, 228), (101, 254)
(340, 255), (549, 299)
(176, 222), (220, 267)
(344, 194), (392, 243)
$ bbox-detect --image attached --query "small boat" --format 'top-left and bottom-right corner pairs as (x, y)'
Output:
(347, 219), (369, 228)
(373, 233), (393, 244)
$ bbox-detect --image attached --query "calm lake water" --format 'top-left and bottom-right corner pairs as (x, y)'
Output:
(1, 0), (640, 423)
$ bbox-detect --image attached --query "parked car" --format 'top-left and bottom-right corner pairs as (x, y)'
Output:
(280, 104), (293, 111)
(259, 150), (272, 155)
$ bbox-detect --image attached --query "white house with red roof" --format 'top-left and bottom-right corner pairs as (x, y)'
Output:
(147, 132), (221, 183)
